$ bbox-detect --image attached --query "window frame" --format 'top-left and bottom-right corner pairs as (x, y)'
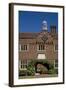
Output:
(19, 60), (28, 70)
(19, 44), (29, 52)
(37, 44), (46, 51)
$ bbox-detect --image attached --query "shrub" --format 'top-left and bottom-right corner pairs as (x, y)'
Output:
(48, 69), (56, 74)
(27, 59), (56, 75)
(55, 69), (58, 74)
(49, 63), (54, 70)
(27, 60), (35, 76)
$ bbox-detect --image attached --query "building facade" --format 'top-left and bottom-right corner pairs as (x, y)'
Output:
(19, 21), (58, 74)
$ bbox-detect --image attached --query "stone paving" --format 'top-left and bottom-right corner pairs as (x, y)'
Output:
(19, 74), (58, 79)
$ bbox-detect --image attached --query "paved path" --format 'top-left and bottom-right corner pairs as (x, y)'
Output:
(19, 74), (58, 79)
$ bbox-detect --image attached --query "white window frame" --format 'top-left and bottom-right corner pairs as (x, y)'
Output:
(19, 60), (28, 70)
(37, 44), (46, 51)
(19, 44), (29, 52)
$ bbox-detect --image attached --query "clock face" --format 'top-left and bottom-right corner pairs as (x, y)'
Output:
(41, 35), (48, 43)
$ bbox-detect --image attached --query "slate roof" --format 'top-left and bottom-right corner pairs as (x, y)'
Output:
(19, 32), (39, 39)
(19, 32), (58, 40)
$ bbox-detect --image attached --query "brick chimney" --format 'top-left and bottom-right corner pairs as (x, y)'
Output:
(50, 26), (56, 33)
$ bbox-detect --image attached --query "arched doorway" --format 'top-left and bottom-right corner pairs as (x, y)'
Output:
(35, 61), (50, 74)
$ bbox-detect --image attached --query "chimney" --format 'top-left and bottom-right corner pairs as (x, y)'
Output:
(50, 26), (56, 33)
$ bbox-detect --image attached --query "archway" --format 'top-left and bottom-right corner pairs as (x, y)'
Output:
(35, 61), (50, 74)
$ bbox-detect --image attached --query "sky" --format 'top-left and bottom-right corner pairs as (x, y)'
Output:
(19, 11), (58, 33)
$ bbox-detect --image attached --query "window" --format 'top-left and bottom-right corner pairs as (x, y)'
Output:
(54, 59), (58, 69)
(37, 44), (45, 51)
(19, 60), (28, 70)
(54, 44), (58, 51)
(19, 44), (29, 51)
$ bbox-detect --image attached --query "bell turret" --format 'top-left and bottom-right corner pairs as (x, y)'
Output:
(42, 20), (48, 31)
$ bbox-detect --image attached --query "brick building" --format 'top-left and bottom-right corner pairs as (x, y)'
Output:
(19, 21), (58, 75)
